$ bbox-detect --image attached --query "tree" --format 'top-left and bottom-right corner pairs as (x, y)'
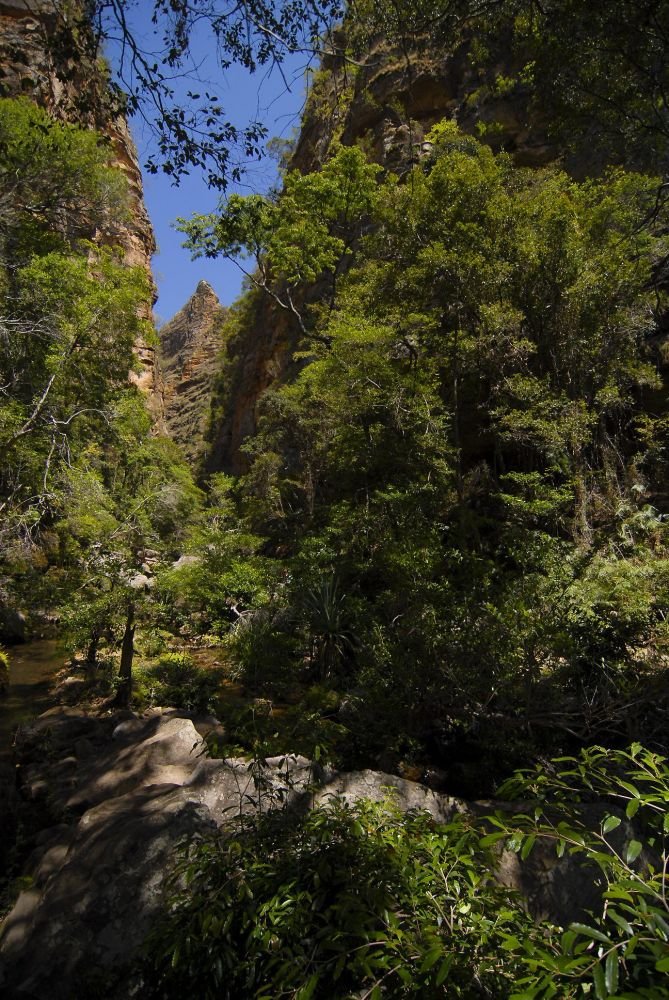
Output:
(0, 96), (152, 574)
(158, 473), (272, 638)
(178, 144), (382, 338)
(0, 97), (127, 270)
(0, 245), (151, 564)
(57, 406), (203, 702)
(56, 0), (345, 189)
(182, 128), (669, 782)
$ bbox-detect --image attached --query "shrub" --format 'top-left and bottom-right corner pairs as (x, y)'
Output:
(0, 648), (9, 693)
(142, 747), (669, 999)
(143, 796), (534, 999)
(134, 652), (223, 713)
(224, 608), (299, 694)
(484, 745), (669, 999)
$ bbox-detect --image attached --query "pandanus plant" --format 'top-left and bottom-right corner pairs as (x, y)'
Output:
(302, 575), (358, 680)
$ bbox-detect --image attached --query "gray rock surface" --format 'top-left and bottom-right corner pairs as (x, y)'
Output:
(0, 708), (602, 998)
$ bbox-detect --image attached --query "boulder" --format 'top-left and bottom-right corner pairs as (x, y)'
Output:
(0, 709), (610, 998)
(0, 606), (26, 644)
(171, 554), (200, 571)
(0, 786), (216, 999)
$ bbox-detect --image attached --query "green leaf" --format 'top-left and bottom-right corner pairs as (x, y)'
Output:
(435, 955), (453, 986)
(592, 959), (607, 1000)
(602, 815), (622, 835)
(521, 834), (537, 860)
(656, 956), (669, 972)
(420, 948), (442, 973)
(507, 834), (523, 853)
(296, 974), (319, 1000)
(607, 909), (633, 936)
(603, 888), (634, 903)
(605, 950), (619, 995)
(626, 799), (640, 820)
(561, 929), (578, 955)
(479, 832), (507, 848)
(570, 923), (613, 946)
(625, 840), (643, 865)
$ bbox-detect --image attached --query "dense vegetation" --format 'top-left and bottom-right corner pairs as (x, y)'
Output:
(177, 131), (669, 790)
(143, 745), (669, 1000)
(0, 97), (201, 702)
(2, 1), (669, 996)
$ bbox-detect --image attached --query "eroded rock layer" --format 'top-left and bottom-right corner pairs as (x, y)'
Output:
(158, 280), (226, 465)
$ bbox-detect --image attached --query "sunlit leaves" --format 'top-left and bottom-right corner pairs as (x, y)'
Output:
(145, 797), (535, 998)
(490, 746), (669, 999)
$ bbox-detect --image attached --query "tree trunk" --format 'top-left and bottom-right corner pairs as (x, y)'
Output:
(116, 601), (135, 707)
(86, 630), (100, 665)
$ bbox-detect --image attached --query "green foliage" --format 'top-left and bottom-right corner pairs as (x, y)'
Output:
(348, 1), (669, 175)
(0, 98), (204, 679)
(140, 747), (669, 1000)
(207, 686), (350, 764)
(224, 607), (300, 694)
(0, 97), (158, 582)
(179, 144), (383, 333)
(486, 746), (669, 999)
(133, 652), (224, 713)
(507, 0), (669, 173)
(300, 575), (358, 679)
(144, 796), (534, 999)
(157, 474), (273, 636)
(0, 96), (127, 266)
(0, 648), (9, 691)
(219, 130), (668, 783)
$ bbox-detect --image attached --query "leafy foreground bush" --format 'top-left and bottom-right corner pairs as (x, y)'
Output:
(144, 797), (533, 999)
(488, 744), (669, 999)
(142, 747), (669, 1000)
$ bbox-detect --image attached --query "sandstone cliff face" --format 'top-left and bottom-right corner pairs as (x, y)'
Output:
(0, 0), (160, 403)
(158, 281), (226, 465)
(292, 32), (556, 178)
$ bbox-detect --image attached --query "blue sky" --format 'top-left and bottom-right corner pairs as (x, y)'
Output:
(107, 13), (312, 324)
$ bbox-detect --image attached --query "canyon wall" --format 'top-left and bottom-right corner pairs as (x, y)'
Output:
(0, 0), (160, 402)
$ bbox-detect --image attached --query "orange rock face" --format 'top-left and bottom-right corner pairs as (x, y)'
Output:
(158, 281), (227, 465)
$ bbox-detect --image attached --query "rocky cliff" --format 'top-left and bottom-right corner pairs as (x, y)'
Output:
(158, 281), (227, 465)
(0, 0), (160, 402)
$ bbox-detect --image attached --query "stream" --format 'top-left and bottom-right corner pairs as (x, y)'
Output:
(0, 640), (63, 764)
